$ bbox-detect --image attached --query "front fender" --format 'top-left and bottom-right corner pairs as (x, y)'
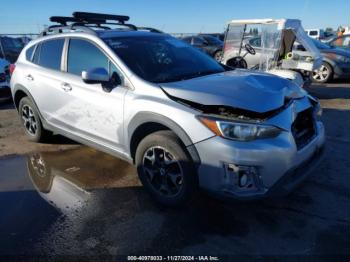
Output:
(127, 111), (201, 165)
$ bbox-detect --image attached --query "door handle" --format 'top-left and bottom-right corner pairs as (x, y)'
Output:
(61, 83), (72, 92)
(26, 75), (34, 81)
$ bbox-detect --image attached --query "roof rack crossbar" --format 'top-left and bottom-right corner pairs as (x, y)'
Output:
(136, 27), (163, 33)
(41, 25), (97, 36)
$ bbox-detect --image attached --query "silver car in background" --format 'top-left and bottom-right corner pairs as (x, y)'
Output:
(10, 12), (325, 206)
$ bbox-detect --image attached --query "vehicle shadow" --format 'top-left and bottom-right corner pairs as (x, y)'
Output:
(47, 134), (79, 145)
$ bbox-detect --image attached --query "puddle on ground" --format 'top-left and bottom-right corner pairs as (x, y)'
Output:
(0, 147), (140, 253)
(0, 146), (139, 213)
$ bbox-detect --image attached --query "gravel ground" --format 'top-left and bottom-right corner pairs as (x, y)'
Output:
(0, 82), (349, 259)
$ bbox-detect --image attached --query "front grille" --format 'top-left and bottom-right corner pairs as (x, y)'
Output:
(292, 108), (316, 150)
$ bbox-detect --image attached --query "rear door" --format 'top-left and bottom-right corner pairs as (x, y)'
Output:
(26, 38), (68, 120)
(58, 38), (128, 151)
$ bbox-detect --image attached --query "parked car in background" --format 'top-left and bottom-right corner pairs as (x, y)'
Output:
(0, 36), (25, 63)
(199, 33), (225, 41)
(305, 29), (325, 40)
(325, 34), (350, 50)
(296, 38), (350, 83)
(0, 58), (11, 102)
(11, 12), (325, 206)
(180, 35), (223, 61)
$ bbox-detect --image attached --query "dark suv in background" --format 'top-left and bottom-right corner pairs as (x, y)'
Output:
(180, 34), (223, 61)
(0, 36), (25, 63)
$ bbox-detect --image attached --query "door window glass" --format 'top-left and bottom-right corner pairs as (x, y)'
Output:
(37, 39), (64, 70)
(67, 39), (109, 76)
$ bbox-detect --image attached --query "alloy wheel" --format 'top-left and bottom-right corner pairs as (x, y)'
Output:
(142, 146), (184, 197)
(313, 64), (330, 82)
(21, 104), (38, 136)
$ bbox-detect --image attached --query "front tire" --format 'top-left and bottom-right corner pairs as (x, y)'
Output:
(135, 131), (198, 206)
(312, 62), (333, 83)
(19, 97), (51, 142)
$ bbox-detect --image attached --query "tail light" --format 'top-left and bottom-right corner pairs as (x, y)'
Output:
(9, 64), (16, 76)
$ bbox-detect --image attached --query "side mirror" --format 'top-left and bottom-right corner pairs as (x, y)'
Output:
(82, 67), (109, 84)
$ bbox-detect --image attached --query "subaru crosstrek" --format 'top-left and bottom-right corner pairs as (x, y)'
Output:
(10, 12), (325, 205)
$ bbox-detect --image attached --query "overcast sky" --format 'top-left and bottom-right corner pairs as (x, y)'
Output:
(0, 0), (348, 34)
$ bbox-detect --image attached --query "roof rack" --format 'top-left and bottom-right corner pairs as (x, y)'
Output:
(136, 27), (163, 33)
(41, 12), (162, 37)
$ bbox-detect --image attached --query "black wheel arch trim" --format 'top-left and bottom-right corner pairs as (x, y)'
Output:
(12, 85), (47, 127)
(128, 112), (201, 166)
(321, 58), (335, 69)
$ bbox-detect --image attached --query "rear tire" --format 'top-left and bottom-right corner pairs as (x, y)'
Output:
(312, 62), (333, 83)
(135, 130), (198, 206)
(18, 97), (51, 142)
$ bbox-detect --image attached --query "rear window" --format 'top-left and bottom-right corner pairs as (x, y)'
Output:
(36, 39), (64, 70)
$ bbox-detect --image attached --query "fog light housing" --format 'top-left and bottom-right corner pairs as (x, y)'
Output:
(225, 164), (261, 193)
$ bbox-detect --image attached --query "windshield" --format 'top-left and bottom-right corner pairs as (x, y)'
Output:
(223, 23), (282, 71)
(104, 35), (225, 83)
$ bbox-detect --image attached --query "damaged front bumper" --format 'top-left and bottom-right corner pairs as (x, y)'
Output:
(193, 96), (325, 200)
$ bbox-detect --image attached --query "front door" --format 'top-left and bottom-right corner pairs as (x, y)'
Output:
(54, 38), (128, 152)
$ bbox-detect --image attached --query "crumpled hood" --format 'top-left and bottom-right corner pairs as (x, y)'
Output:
(161, 69), (305, 113)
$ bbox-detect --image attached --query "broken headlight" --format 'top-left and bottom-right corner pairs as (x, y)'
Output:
(197, 116), (282, 141)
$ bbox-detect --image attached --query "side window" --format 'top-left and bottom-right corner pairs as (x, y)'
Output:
(36, 39), (64, 70)
(32, 43), (41, 64)
(181, 37), (192, 44)
(193, 37), (205, 45)
(26, 45), (35, 61)
(67, 39), (109, 76)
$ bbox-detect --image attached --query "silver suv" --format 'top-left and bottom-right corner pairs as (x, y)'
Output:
(10, 12), (325, 205)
